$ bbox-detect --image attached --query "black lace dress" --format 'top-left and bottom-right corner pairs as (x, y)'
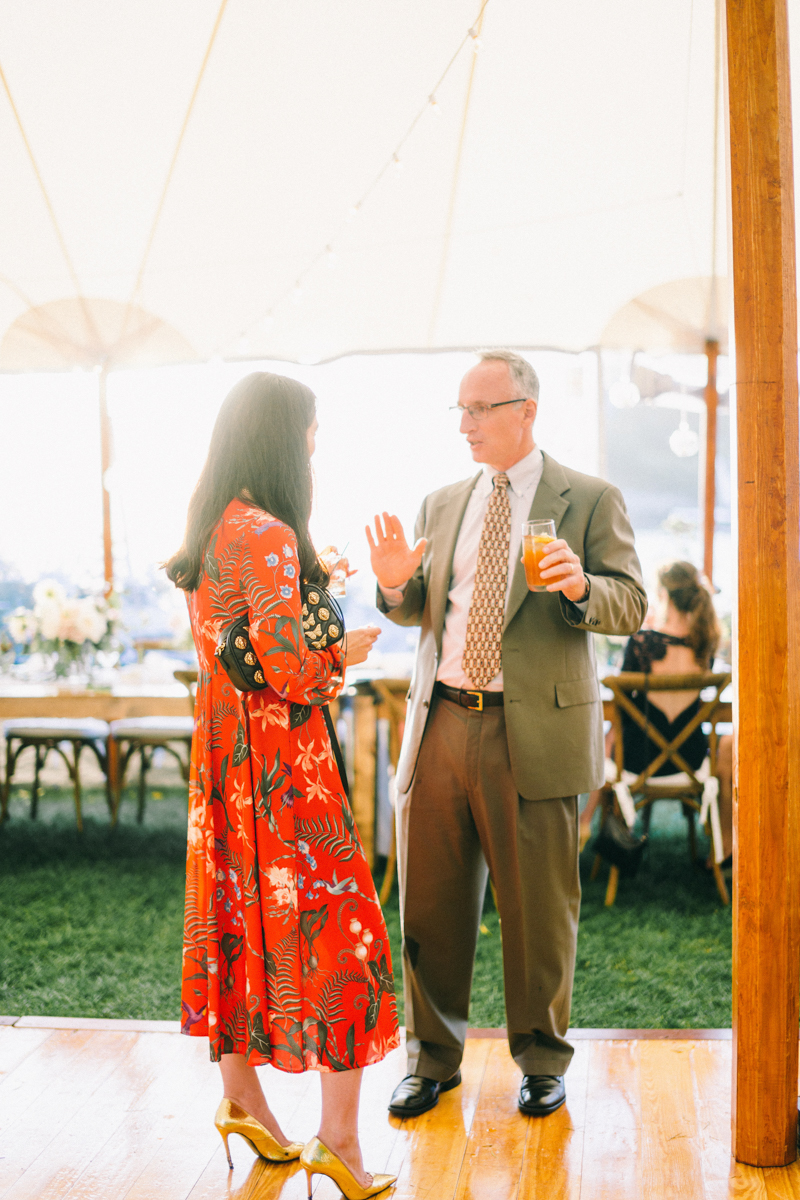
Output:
(619, 630), (707, 776)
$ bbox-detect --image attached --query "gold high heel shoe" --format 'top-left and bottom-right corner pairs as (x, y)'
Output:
(300, 1136), (396, 1199)
(214, 1098), (304, 1170)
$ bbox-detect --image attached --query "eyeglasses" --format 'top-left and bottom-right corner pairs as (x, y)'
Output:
(449, 399), (528, 421)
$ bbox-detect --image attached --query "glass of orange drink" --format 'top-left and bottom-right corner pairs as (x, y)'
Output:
(522, 520), (557, 591)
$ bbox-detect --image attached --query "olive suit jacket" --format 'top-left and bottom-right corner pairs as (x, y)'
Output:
(380, 451), (647, 801)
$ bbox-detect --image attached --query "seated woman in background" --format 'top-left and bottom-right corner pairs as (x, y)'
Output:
(580, 561), (732, 867)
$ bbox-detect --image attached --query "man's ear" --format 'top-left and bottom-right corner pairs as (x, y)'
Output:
(523, 399), (538, 426)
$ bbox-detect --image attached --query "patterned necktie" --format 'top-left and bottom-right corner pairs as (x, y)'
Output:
(462, 473), (511, 689)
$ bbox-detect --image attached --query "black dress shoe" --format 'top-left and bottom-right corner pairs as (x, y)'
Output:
(518, 1074), (566, 1116)
(388, 1070), (462, 1117)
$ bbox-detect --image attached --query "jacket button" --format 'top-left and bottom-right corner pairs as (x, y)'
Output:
(423, 700), (429, 708)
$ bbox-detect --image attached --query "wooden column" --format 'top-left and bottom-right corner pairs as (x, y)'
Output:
(702, 338), (719, 585)
(98, 366), (114, 596)
(351, 691), (376, 867)
(726, 0), (800, 1166)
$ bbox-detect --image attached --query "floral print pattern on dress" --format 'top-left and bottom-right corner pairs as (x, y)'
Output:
(181, 499), (399, 1071)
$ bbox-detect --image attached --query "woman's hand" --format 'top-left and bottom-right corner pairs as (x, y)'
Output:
(366, 514), (427, 589)
(344, 624), (382, 666)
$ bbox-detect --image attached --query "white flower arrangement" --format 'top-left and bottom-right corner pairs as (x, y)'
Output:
(7, 579), (121, 678)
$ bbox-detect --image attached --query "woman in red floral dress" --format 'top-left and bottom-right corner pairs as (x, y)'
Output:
(167, 373), (399, 1196)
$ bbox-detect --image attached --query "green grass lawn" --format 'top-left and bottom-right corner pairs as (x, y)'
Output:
(0, 787), (731, 1028)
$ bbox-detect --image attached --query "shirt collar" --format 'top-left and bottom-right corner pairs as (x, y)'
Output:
(478, 445), (543, 499)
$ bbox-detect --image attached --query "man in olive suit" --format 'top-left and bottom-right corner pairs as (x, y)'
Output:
(367, 350), (646, 1118)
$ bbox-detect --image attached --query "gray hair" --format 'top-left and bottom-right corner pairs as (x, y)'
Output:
(477, 348), (539, 401)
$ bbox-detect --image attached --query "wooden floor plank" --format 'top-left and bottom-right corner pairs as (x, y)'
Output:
(9, 1028), (800, 1198)
(0, 1029), (53, 1083)
(639, 1041), (704, 1199)
(0, 1031), (138, 1197)
(452, 1040), (527, 1200)
(692, 1041), (734, 1198)
(43, 1032), (213, 1200)
(761, 1166), (800, 1199)
(0, 1030), (96, 1123)
(578, 1040), (641, 1200)
(517, 1040), (589, 1200)
(112, 1066), (224, 1200)
(387, 1038), (492, 1200)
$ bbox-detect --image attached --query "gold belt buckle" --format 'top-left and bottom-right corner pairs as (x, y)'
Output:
(466, 690), (484, 712)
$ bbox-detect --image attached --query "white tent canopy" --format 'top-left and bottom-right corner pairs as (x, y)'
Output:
(0, 0), (744, 370)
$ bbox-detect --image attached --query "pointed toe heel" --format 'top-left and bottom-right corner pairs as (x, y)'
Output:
(300, 1136), (396, 1199)
(214, 1098), (303, 1169)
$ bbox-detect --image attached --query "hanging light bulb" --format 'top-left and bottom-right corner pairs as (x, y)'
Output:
(609, 380), (641, 409)
(468, 26), (483, 51)
(347, 203), (361, 222)
(325, 245), (338, 270)
(429, 93), (442, 116)
(669, 411), (700, 457)
(291, 283), (303, 305)
(392, 153), (403, 171)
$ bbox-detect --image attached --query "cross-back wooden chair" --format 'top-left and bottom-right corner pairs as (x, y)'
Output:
(371, 678), (409, 905)
(593, 670), (732, 908)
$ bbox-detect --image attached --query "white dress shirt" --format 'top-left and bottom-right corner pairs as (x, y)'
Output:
(381, 446), (545, 691)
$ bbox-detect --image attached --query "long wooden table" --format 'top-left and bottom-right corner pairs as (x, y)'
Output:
(0, 693), (192, 720)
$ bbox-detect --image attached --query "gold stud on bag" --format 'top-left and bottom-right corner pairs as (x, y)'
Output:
(215, 582), (345, 693)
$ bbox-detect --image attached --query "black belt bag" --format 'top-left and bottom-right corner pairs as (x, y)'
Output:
(215, 585), (349, 796)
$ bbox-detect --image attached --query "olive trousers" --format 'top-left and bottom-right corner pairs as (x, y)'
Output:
(396, 693), (580, 1080)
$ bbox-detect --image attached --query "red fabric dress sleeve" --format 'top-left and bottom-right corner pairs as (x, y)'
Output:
(239, 518), (344, 704)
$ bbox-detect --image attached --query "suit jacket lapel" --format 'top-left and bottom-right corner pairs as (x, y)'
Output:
(504, 451), (571, 631)
(429, 474), (480, 649)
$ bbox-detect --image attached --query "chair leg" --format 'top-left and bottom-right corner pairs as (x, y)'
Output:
(106, 737), (120, 826)
(1, 737), (15, 822)
(712, 860), (730, 906)
(68, 743), (84, 833)
(137, 747), (150, 824)
(31, 744), (43, 820)
(604, 865), (620, 906)
(590, 853), (602, 882)
(683, 803), (697, 862)
(379, 811), (397, 905)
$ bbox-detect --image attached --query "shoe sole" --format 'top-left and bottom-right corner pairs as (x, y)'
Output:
(388, 1072), (462, 1117)
(518, 1093), (566, 1117)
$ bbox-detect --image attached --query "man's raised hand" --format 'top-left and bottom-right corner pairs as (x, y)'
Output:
(366, 513), (427, 590)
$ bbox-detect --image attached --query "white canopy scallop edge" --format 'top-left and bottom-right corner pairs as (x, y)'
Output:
(0, 0), (782, 370)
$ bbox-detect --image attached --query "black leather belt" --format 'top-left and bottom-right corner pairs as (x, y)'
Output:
(434, 681), (504, 711)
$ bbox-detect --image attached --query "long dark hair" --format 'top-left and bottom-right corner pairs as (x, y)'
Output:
(166, 372), (328, 592)
(658, 561), (720, 668)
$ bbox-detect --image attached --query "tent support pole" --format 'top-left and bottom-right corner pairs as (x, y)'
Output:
(726, 0), (800, 1166)
(702, 337), (719, 584)
(99, 365), (113, 596)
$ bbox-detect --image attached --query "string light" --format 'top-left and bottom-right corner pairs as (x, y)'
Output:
(609, 380), (640, 409)
(669, 412), (699, 458)
(232, 0), (491, 351)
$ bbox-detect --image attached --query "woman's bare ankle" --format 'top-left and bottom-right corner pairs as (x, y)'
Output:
(224, 1091), (290, 1147)
(317, 1131), (371, 1186)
